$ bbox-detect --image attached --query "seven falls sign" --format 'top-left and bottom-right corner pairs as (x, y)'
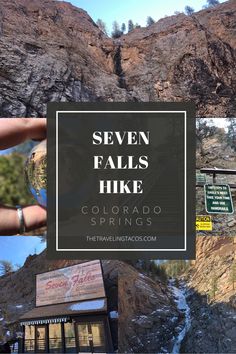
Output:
(204, 184), (234, 214)
(47, 102), (195, 260)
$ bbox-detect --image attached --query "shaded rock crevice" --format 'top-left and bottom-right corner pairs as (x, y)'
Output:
(192, 14), (236, 90)
(181, 291), (236, 353)
(113, 44), (126, 89)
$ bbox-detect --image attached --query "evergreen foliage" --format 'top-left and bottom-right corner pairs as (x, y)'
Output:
(147, 16), (155, 26)
(128, 19), (134, 32)
(96, 19), (108, 35)
(162, 260), (191, 277)
(111, 21), (123, 38)
(226, 118), (236, 151)
(209, 273), (218, 301)
(0, 153), (34, 206)
(229, 261), (236, 291)
(185, 5), (195, 15)
(121, 23), (126, 33)
(206, 0), (220, 7)
(196, 118), (217, 155)
(0, 260), (14, 275)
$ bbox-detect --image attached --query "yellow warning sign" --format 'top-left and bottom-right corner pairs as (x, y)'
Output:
(196, 215), (212, 231)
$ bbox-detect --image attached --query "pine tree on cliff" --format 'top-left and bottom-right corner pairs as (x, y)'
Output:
(162, 260), (189, 277)
(185, 6), (195, 15)
(128, 20), (134, 32)
(0, 153), (33, 205)
(209, 273), (218, 301)
(229, 261), (236, 291)
(147, 16), (155, 26)
(96, 19), (108, 35)
(196, 118), (217, 156)
(121, 23), (126, 33)
(111, 21), (123, 38)
(206, 0), (219, 7)
(149, 261), (167, 282)
(226, 118), (236, 152)
(0, 260), (14, 275)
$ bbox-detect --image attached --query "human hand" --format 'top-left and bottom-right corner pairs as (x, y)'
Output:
(0, 118), (46, 149)
(0, 118), (47, 235)
(0, 205), (47, 236)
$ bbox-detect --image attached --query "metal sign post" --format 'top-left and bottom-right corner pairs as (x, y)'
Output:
(196, 173), (206, 185)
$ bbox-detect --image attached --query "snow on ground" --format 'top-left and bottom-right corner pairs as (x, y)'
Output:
(69, 299), (105, 311)
(109, 311), (118, 319)
(15, 305), (23, 309)
(139, 273), (147, 278)
(169, 281), (191, 354)
(0, 308), (4, 322)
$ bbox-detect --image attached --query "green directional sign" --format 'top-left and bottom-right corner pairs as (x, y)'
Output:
(196, 173), (206, 184)
(204, 184), (234, 214)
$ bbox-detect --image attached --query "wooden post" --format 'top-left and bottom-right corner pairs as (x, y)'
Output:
(213, 171), (216, 184)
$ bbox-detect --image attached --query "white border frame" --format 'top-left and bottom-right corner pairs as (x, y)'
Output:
(56, 111), (187, 252)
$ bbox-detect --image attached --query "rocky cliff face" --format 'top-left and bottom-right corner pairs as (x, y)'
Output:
(186, 236), (236, 303)
(182, 236), (236, 353)
(0, 0), (235, 117)
(196, 135), (236, 171)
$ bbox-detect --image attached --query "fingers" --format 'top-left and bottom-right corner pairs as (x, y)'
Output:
(0, 118), (47, 150)
(0, 118), (47, 234)
(0, 205), (20, 235)
(0, 205), (47, 236)
(26, 118), (47, 141)
(23, 205), (47, 233)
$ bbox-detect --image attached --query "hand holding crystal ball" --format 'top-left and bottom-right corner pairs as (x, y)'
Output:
(0, 118), (47, 235)
(25, 140), (47, 208)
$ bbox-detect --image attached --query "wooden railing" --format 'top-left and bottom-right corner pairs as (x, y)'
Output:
(196, 168), (236, 188)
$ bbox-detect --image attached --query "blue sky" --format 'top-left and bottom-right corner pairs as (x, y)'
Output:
(0, 237), (46, 269)
(67, 0), (226, 33)
(0, 148), (12, 155)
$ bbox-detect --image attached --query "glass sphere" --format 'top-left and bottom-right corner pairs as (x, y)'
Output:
(25, 140), (47, 207)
